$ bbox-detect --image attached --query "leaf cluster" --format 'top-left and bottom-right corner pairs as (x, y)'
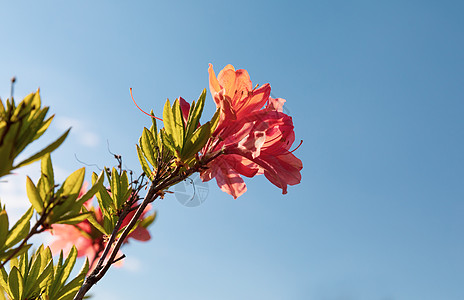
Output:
(87, 168), (134, 236)
(137, 90), (217, 183)
(26, 154), (104, 226)
(0, 246), (88, 300)
(0, 206), (33, 264)
(0, 90), (69, 178)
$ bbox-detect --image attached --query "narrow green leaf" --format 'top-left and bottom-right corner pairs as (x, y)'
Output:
(82, 206), (107, 235)
(56, 259), (88, 300)
(34, 114), (54, 141)
(159, 128), (176, 156)
(24, 253), (41, 297)
(0, 245), (32, 264)
(163, 99), (179, 150)
(118, 171), (129, 208)
(41, 153), (54, 188)
(210, 108), (221, 133)
(60, 168), (85, 202)
(185, 89), (206, 140)
(149, 111), (158, 140)
(140, 211), (156, 228)
(77, 170), (104, 204)
(19, 252), (27, 276)
(16, 107), (49, 155)
(110, 168), (120, 209)
(141, 127), (157, 167)
(172, 98), (185, 149)
(0, 210), (9, 249)
(26, 176), (44, 214)
(55, 212), (91, 225)
(0, 266), (8, 290)
(7, 267), (23, 300)
(9, 257), (19, 272)
(37, 177), (48, 205)
(136, 144), (152, 180)
(59, 247), (77, 287)
(14, 128), (70, 169)
(103, 215), (114, 234)
(95, 185), (114, 217)
(181, 122), (212, 160)
(37, 259), (53, 290)
(5, 207), (33, 248)
(49, 251), (64, 298)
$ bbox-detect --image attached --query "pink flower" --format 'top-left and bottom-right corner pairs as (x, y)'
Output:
(201, 64), (302, 198)
(48, 187), (152, 270)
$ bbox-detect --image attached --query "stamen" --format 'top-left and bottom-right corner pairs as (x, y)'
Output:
(289, 140), (303, 153)
(130, 88), (163, 121)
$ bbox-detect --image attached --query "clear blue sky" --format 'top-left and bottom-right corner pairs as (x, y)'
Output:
(1, 1), (463, 299)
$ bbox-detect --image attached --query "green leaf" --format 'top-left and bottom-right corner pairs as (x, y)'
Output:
(5, 207), (33, 248)
(37, 259), (53, 290)
(9, 257), (19, 273)
(82, 206), (107, 235)
(18, 252), (27, 276)
(76, 170), (104, 204)
(16, 107), (49, 155)
(0, 245), (32, 263)
(59, 247), (77, 287)
(149, 111), (158, 139)
(102, 215), (114, 234)
(172, 98), (185, 148)
(110, 168), (120, 209)
(35, 115), (54, 141)
(159, 128), (176, 156)
(41, 153), (54, 188)
(60, 168), (85, 202)
(95, 185), (114, 217)
(26, 176), (44, 214)
(56, 259), (88, 300)
(185, 89), (206, 140)
(0, 210), (9, 249)
(51, 168), (86, 220)
(7, 267), (23, 300)
(119, 171), (129, 208)
(55, 212), (91, 225)
(136, 144), (152, 180)
(40, 247), (53, 273)
(14, 128), (70, 169)
(210, 108), (221, 133)
(139, 211), (156, 228)
(24, 253), (41, 297)
(0, 265), (8, 289)
(163, 99), (179, 151)
(181, 122), (212, 160)
(141, 127), (157, 167)
(48, 251), (63, 298)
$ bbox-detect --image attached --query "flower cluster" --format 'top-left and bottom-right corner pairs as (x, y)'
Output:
(201, 64), (303, 198)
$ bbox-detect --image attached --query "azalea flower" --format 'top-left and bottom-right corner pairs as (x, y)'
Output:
(201, 64), (302, 198)
(48, 186), (152, 270)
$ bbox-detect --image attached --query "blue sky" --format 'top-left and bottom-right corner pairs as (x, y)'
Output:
(1, 1), (463, 299)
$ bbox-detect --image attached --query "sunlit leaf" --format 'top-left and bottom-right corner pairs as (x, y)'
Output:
(26, 176), (44, 214)
(181, 122), (212, 160)
(55, 212), (91, 225)
(136, 144), (152, 180)
(5, 207), (33, 248)
(7, 267), (23, 300)
(0, 211), (9, 249)
(15, 128), (70, 169)
(41, 153), (54, 188)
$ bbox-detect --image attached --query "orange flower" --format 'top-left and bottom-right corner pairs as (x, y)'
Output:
(201, 64), (302, 198)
